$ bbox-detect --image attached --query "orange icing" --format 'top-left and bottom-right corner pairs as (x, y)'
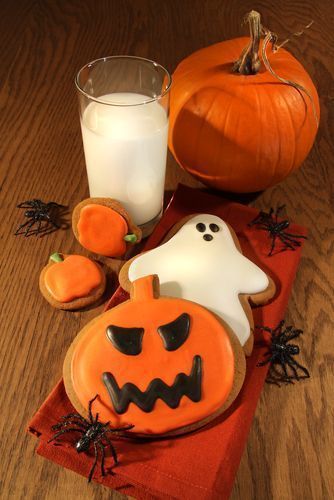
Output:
(69, 276), (235, 435)
(45, 255), (102, 302)
(77, 204), (128, 256)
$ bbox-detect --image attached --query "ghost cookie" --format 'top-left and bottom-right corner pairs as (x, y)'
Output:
(119, 214), (276, 356)
(40, 252), (106, 310)
(72, 198), (142, 258)
(63, 275), (246, 437)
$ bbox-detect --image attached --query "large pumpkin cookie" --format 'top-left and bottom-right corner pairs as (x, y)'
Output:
(64, 275), (246, 437)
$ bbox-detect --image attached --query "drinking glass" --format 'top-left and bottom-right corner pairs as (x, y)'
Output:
(76, 56), (171, 234)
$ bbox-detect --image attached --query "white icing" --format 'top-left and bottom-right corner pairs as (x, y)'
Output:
(128, 214), (269, 346)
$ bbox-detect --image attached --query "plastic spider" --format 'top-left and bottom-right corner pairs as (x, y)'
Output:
(257, 320), (310, 386)
(15, 199), (66, 237)
(248, 205), (307, 256)
(48, 395), (134, 482)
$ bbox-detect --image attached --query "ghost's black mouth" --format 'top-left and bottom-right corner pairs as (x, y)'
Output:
(102, 355), (202, 414)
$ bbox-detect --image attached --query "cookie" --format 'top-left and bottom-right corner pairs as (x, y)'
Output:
(119, 214), (276, 356)
(63, 274), (246, 437)
(72, 198), (142, 258)
(39, 253), (106, 310)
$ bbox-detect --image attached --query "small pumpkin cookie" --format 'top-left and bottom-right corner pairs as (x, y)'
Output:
(63, 274), (246, 438)
(39, 253), (106, 310)
(72, 198), (142, 258)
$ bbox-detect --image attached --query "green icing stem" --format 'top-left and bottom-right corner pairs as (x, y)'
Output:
(124, 233), (137, 244)
(50, 252), (64, 263)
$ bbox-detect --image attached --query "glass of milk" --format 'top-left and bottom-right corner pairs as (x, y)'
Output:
(75, 56), (171, 234)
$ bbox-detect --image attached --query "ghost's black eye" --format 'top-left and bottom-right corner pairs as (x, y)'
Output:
(209, 223), (219, 232)
(158, 313), (190, 351)
(196, 223), (206, 233)
(106, 325), (144, 356)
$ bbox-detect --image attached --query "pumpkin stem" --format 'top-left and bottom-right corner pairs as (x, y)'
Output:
(233, 11), (319, 125)
(233, 10), (262, 75)
(50, 252), (64, 263)
(124, 233), (137, 243)
(130, 275), (160, 301)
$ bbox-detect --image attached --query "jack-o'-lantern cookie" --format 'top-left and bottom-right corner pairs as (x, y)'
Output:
(63, 275), (246, 437)
(72, 198), (142, 258)
(39, 253), (106, 310)
(119, 214), (276, 356)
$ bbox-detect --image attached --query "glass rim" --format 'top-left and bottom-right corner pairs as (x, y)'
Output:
(75, 55), (172, 107)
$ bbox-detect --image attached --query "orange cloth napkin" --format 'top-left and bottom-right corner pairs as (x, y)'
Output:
(28, 184), (307, 499)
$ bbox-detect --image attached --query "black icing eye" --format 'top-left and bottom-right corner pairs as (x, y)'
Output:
(158, 313), (190, 351)
(106, 325), (144, 356)
(196, 223), (206, 233)
(209, 223), (219, 232)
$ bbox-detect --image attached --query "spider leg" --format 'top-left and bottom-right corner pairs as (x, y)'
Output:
(257, 355), (273, 366)
(17, 201), (34, 208)
(266, 363), (285, 386)
(51, 420), (87, 431)
(24, 220), (37, 236)
(29, 219), (43, 236)
(14, 219), (34, 235)
(278, 359), (294, 383)
(48, 427), (84, 443)
(282, 355), (300, 380)
(98, 434), (118, 465)
(99, 442), (106, 477)
(88, 395), (99, 423)
(286, 354), (310, 378)
(274, 320), (285, 333)
(60, 412), (89, 424)
(88, 442), (99, 483)
(104, 423), (134, 433)
(281, 236), (302, 247)
(281, 235), (301, 248)
(278, 233), (299, 250)
(284, 330), (303, 341)
(49, 220), (60, 229)
(252, 223), (271, 231)
(255, 325), (273, 333)
(248, 214), (263, 226)
(44, 213), (60, 228)
(283, 231), (307, 240)
(47, 202), (65, 208)
(269, 234), (276, 256)
(276, 205), (285, 220)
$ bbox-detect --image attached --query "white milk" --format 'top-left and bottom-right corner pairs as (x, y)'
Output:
(81, 93), (168, 226)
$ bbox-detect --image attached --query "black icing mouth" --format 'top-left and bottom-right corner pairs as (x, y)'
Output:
(102, 355), (202, 414)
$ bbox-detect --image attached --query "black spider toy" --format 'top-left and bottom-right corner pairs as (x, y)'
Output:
(257, 320), (310, 385)
(248, 205), (307, 256)
(15, 199), (66, 237)
(48, 395), (134, 482)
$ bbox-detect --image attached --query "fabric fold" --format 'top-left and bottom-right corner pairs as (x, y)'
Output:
(28, 184), (307, 499)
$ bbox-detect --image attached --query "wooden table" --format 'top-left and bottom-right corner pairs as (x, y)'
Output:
(1, 1), (333, 498)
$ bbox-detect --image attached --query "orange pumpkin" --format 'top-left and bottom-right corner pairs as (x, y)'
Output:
(64, 275), (245, 436)
(77, 204), (130, 257)
(44, 253), (103, 303)
(169, 11), (319, 192)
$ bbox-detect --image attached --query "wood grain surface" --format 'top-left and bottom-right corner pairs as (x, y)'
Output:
(0, 1), (333, 499)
